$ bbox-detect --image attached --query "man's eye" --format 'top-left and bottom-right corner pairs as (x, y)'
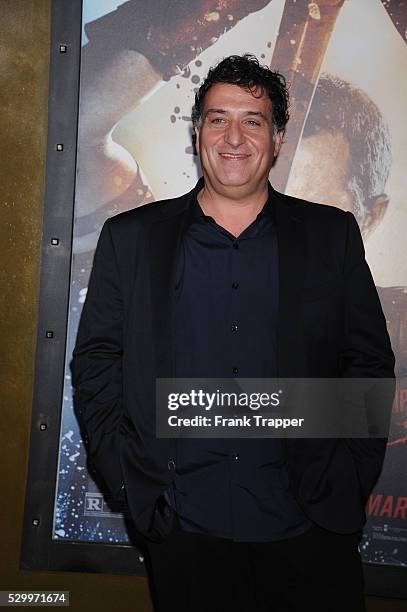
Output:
(211, 117), (225, 124)
(246, 120), (260, 126)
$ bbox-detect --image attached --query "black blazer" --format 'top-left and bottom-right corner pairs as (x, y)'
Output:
(71, 179), (395, 540)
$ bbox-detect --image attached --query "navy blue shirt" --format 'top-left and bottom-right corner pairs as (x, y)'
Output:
(167, 184), (311, 541)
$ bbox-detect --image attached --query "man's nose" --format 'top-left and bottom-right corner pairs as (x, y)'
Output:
(224, 121), (245, 147)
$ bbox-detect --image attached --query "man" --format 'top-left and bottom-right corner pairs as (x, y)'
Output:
(287, 73), (392, 238)
(71, 55), (395, 611)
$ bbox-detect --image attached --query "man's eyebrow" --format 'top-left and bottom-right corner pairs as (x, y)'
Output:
(245, 110), (270, 121)
(205, 108), (227, 116)
(204, 108), (270, 121)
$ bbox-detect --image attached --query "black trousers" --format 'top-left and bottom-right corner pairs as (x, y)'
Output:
(143, 517), (365, 612)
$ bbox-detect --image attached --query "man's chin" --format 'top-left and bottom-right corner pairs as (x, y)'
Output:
(214, 174), (252, 189)
(203, 170), (267, 195)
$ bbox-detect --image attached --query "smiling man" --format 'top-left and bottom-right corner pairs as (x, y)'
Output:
(194, 81), (282, 236)
(71, 55), (395, 612)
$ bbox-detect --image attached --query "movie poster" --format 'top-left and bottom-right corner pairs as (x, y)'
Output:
(53, 0), (407, 566)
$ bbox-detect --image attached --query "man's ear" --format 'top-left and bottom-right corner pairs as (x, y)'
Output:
(273, 130), (284, 159)
(361, 194), (389, 236)
(193, 127), (200, 156)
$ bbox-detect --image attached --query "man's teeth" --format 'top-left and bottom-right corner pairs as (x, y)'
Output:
(220, 153), (248, 158)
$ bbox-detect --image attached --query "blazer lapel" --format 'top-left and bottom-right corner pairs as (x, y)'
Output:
(272, 189), (306, 377)
(149, 187), (196, 377)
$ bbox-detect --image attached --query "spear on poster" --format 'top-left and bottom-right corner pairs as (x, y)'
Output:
(269, 0), (345, 192)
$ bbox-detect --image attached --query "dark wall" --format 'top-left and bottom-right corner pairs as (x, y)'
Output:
(0, 1), (404, 610)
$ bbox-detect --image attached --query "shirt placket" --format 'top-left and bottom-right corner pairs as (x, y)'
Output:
(229, 234), (243, 541)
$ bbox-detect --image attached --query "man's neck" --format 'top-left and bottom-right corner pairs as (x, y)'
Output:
(197, 182), (269, 238)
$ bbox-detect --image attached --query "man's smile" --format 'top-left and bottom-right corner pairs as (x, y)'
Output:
(218, 152), (251, 160)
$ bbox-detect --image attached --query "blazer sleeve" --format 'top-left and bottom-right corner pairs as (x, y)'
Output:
(341, 212), (395, 499)
(70, 220), (125, 500)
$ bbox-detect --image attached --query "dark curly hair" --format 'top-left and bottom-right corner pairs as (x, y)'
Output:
(191, 54), (289, 134)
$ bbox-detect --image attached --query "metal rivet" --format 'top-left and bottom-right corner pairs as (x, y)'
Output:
(32, 519), (40, 526)
(56, 143), (64, 151)
(40, 423), (47, 431)
(45, 331), (54, 338)
(51, 238), (59, 246)
(59, 44), (67, 53)
(138, 555), (144, 563)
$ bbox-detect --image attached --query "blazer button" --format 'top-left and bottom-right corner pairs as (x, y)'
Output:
(167, 459), (176, 470)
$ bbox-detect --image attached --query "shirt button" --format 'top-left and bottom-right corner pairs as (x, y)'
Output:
(167, 459), (176, 470)
(232, 282), (239, 289)
(232, 242), (239, 250)
(232, 367), (239, 374)
(231, 323), (238, 332)
(232, 452), (240, 460)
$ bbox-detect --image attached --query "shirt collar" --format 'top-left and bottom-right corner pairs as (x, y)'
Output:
(191, 179), (274, 223)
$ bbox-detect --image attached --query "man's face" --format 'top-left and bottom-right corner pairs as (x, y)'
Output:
(286, 130), (353, 211)
(195, 83), (282, 198)
(285, 129), (389, 237)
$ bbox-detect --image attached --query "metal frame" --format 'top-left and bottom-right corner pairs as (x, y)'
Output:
(20, 0), (406, 596)
(20, 0), (145, 575)
(365, 564), (407, 599)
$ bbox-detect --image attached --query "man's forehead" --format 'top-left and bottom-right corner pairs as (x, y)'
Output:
(203, 82), (272, 114)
